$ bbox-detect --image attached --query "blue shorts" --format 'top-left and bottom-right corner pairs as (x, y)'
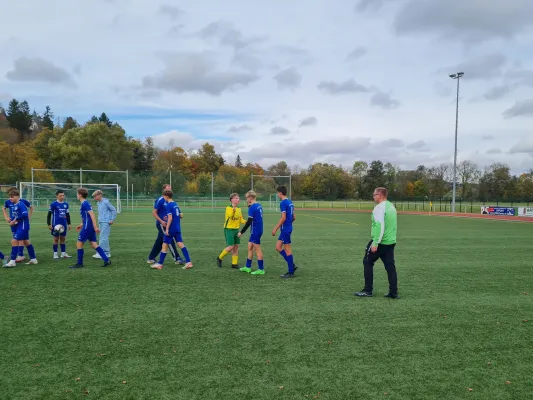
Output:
(249, 233), (262, 244)
(278, 230), (292, 244)
(164, 232), (182, 244)
(14, 228), (29, 241)
(10, 225), (16, 237)
(51, 223), (68, 237)
(78, 229), (97, 243)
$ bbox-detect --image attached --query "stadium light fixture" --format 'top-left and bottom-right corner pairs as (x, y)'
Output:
(449, 71), (464, 213)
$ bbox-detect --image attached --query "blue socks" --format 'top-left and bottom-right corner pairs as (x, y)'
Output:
(27, 245), (36, 260)
(95, 247), (109, 262)
(53, 244), (58, 253)
(10, 246), (18, 260)
(258, 259), (264, 270)
(158, 251), (167, 264)
(279, 249), (288, 261)
(77, 249), (84, 265)
(181, 247), (191, 262)
(246, 258), (252, 268)
(287, 255), (294, 273)
(60, 244), (66, 253)
(18, 246), (23, 257)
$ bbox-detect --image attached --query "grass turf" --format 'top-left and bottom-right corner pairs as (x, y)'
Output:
(0, 209), (532, 399)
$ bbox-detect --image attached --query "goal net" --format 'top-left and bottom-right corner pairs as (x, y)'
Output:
(19, 182), (122, 213)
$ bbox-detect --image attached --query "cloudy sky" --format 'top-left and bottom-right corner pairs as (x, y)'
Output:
(2, 0), (533, 173)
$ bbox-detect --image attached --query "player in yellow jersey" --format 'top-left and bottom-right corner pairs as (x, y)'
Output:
(217, 193), (246, 268)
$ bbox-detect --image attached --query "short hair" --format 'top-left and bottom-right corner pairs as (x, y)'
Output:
(77, 188), (88, 199)
(56, 190), (64, 196)
(229, 192), (239, 201)
(276, 185), (287, 196)
(162, 189), (173, 198)
(92, 189), (103, 197)
(245, 190), (257, 199)
(9, 189), (19, 197)
(8, 186), (17, 192)
(162, 183), (171, 190)
(375, 187), (388, 197)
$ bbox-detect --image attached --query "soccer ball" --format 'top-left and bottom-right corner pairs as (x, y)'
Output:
(54, 224), (65, 234)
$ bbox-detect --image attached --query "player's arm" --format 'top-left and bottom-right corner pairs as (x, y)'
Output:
(3, 206), (10, 222)
(66, 211), (72, 229)
(87, 210), (99, 232)
(165, 213), (173, 234)
(47, 208), (52, 230)
(29, 204), (34, 218)
(11, 206), (28, 225)
(239, 209), (246, 224)
(370, 205), (386, 251)
(272, 203), (287, 234)
(107, 200), (117, 223)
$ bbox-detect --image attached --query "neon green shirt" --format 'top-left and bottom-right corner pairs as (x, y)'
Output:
(371, 200), (397, 246)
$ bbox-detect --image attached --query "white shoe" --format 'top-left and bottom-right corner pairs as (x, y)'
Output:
(61, 253), (72, 258)
(26, 259), (38, 265)
(53, 253), (59, 259)
(4, 260), (16, 268)
(151, 263), (163, 269)
(93, 254), (102, 259)
(15, 256), (25, 262)
(147, 259), (156, 264)
(182, 262), (193, 270)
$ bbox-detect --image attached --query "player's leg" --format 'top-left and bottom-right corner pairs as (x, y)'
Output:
(250, 243), (265, 275)
(152, 236), (171, 269)
(278, 232), (296, 278)
(5, 235), (22, 267)
(0, 249), (6, 267)
(354, 241), (380, 297)
(147, 224), (164, 263)
(231, 243), (240, 269)
(16, 239), (25, 262)
(89, 235), (111, 265)
(170, 238), (183, 264)
(175, 233), (192, 269)
(95, 222), (111, 259)
(380, 244), (399, 298)
(23, 238), (38, 265)
(240, 240), (255, 273)
(60, 230), (71, 258)
(52, 232), (60, 259)
(217, 228), (235, 267)
(69, 230), (89, 268)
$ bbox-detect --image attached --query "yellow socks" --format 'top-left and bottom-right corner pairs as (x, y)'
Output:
(219, 250), (229, 259)
(232, 256), (238, 265)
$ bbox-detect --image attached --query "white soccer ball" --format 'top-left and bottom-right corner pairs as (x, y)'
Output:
(54, 224), (65, 234)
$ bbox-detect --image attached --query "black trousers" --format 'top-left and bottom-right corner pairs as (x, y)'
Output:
(148, 223), (180, 261)
(363, 240), (398, 295)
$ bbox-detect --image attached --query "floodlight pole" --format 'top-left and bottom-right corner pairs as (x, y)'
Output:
(449, 71), (464, 213)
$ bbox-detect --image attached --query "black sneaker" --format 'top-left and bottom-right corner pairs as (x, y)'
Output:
(354, 291), (373, 297)
(102, 261), (112, 267)
(69, 264), (84, 269)
(231, 264), (240, 269)
(384, 293), (399, 299)
(280, 273), (295, 279)
(217, 257), (222, 268)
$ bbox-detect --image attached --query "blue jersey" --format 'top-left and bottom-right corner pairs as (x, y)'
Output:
(4, 198), (31, 219)
(166, 201), (181, 233)
(248, 202), (263, 234)
(12, 201), (30, 231)
(49, 200), (69, 225)
(280, 198), (294, 232)
(80, 200), (94, 231)
(154, 196), (168, 224)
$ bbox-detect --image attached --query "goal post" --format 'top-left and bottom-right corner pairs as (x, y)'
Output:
(19, 182), (122, 213)
(250, 174), (292, 206)
(29, 168), (129, 211)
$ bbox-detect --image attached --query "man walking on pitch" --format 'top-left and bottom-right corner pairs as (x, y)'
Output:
(92, 190), (116, 259)
(354, 187), (399, 299)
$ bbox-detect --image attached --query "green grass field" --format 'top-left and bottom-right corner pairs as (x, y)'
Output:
(0, 209), (532, 399)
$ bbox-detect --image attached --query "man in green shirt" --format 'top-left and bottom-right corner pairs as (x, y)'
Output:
(354, 187), (399, 299)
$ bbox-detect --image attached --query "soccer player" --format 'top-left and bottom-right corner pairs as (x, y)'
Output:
(4, 189), (38, 267)
(147, 184), (183, 265)
(354, 187), (399, 299)
(217, 193), (247, 268)
(272, 185), (298, 278)
(47, 190), (72, 259)
(151, 189), (192, 270)
(68, 188), (111, 269)
(237, 190), (264, 275)
(91, 189), (116, 259)
(3, 187), (33, 263)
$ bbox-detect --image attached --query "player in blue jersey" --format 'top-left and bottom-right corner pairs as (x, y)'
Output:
(272, 185), (298, 278)
(4, 189), (38, 267)
(47, 190), (72, 259)
(68, 188), (111, 269)
(237, 190), (265, 275)
(147, 184), (183, 265)
(151, 189), (192, 270)
(3, 187), (33, 263)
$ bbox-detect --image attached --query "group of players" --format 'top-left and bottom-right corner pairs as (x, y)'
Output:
(146, 183), (297, 278)
(2, 183), (297, 278)
(1, 186), (112, 269)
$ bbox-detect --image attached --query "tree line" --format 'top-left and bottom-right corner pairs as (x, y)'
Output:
(1, 98), (532, 202)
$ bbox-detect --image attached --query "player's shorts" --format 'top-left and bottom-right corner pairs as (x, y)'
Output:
(224, 228), (240, 246)
(249, 233), (262, 245)
(51, 223), (68, 237)
(10, 225), (17, 237)
(14, 228), (29, 241)
(78, 229), (97, 243)
(278, 230), (292, 244)
(164, 231), (183, 244)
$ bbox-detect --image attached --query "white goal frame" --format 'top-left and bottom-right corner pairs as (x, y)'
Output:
(19, 182), (122, 213)
(250, 174), (292, 199)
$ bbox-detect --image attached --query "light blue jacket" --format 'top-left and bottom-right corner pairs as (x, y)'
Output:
(97, 198), (117, 223)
